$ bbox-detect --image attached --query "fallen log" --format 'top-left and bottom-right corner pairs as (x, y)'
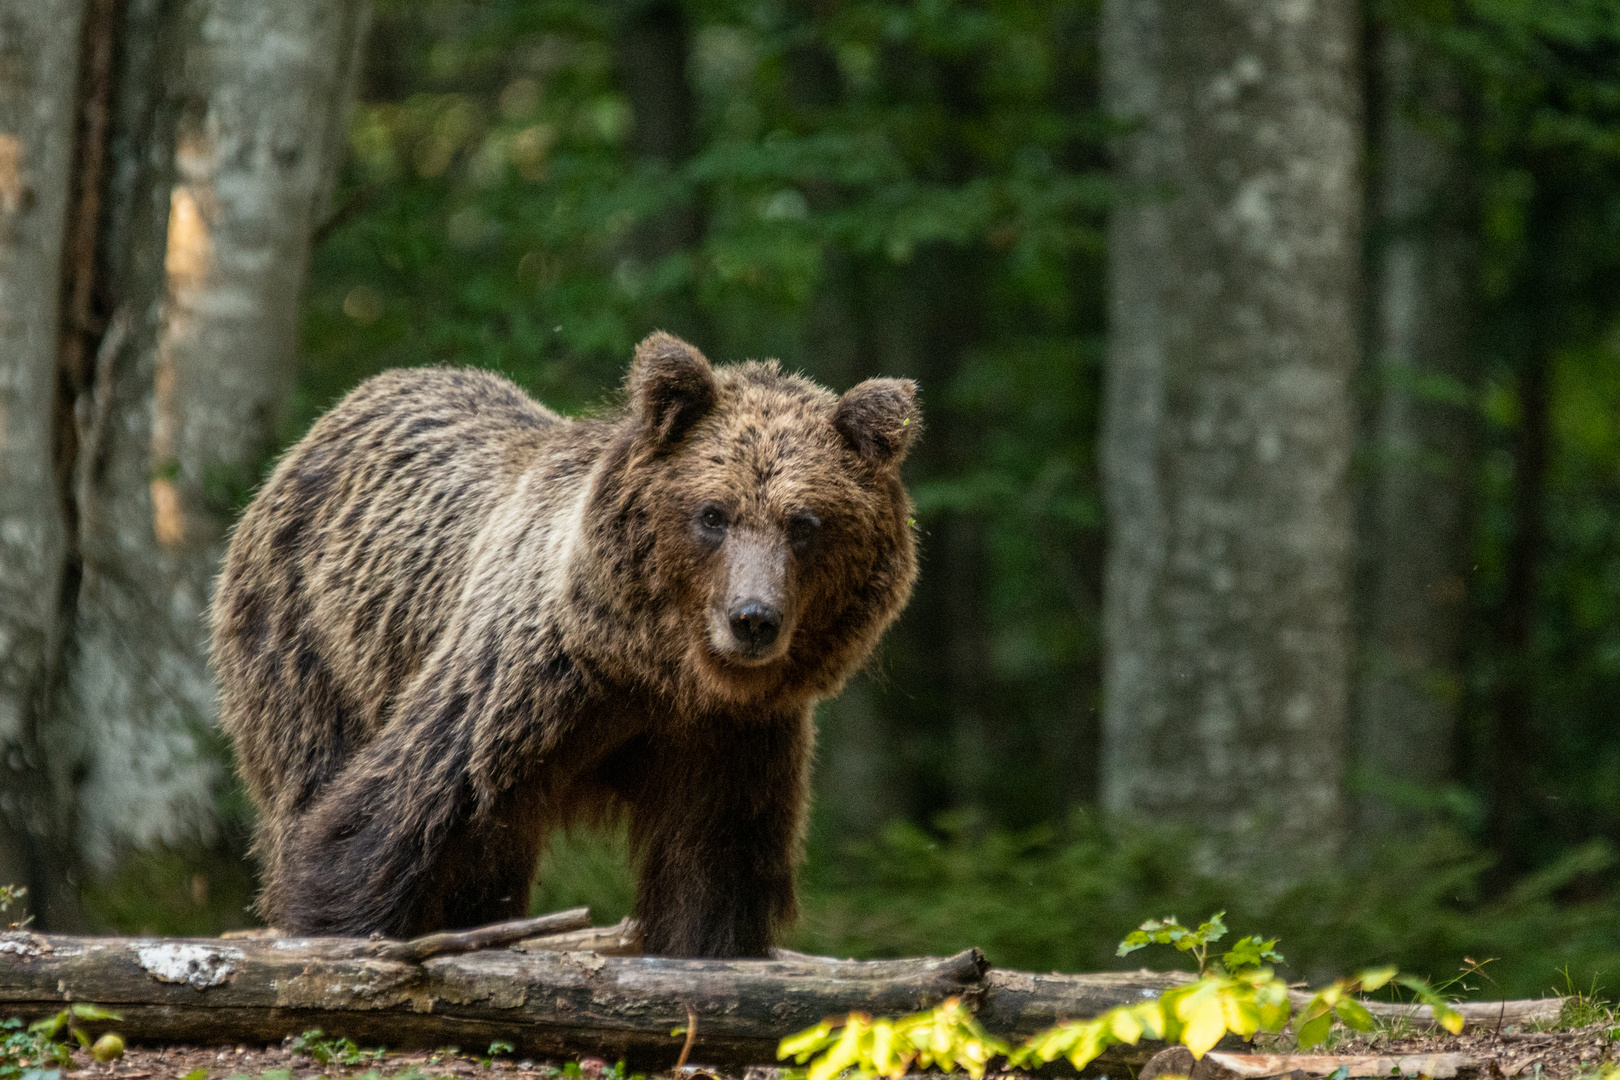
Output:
(0, 929), (1565, 1069)
(1327, 994), (1563, 1032)
(0, 930), (1179, 1066)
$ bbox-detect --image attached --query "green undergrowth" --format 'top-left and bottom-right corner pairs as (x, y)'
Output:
(794, 811), (1620, 999)
(527, 810), (1620, 1001)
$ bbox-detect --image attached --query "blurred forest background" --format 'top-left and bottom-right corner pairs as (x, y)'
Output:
(2, 0), (1620, 1000)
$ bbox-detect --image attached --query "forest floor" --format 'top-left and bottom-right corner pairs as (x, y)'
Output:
(34, 1021), (1620, 1080)
(1320, 1021), (1617, 1080)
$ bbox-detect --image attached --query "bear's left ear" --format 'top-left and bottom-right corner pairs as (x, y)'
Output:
(835, 378), (920, 468)
(627, 331), (717, 447)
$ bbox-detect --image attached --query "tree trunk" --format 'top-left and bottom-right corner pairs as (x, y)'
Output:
(0, 0), (87, 925)
(0, 0), (369, 923)
(1352, 23), (1474, 839)
(614, 0), (707, 345)
(1486, 339), (1548, 882)
(1098, 0), (1363, 875)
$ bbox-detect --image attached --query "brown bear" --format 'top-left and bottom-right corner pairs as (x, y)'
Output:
(209, 332), (919, 957)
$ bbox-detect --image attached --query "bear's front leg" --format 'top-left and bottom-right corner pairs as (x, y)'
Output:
(628, 710), (812, 958)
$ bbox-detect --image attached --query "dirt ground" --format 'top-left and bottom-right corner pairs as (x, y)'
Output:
(47, 1042), (767, 1080)
(33, 1022), (1620, 1080)
(1327, 1022), (1618, 1080)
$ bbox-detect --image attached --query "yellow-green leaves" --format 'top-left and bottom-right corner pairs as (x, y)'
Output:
(1293, 968), (1462, 1049)
(1010, 999), (1169, 1072)
(781, 949), (1467, 1080)
(778, 998), (1010, 1080)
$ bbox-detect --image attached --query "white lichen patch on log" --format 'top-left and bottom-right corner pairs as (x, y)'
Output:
(135, 942), (243, 988)
(0, 932), (53, 957)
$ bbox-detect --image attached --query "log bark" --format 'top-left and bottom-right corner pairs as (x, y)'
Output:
(0, 932), (989, 1066)
(0, 931), (1562, 1068)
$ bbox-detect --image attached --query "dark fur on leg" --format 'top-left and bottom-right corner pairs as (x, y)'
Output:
(627, 711), (811, 958)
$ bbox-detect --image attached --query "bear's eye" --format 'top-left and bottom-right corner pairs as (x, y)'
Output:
(695, 503), (730, 539)
(788, 510), (822, 553)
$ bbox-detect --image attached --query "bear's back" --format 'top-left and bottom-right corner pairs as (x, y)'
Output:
(213, 367), (569, 819)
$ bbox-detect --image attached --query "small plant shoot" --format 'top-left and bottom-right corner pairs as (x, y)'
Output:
(289, 1028), (386, 1066)
(1116, 911), (1283, 977)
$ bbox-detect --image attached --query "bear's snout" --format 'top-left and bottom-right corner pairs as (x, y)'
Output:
(710, 526), (793, 663)
(728, 600), (782, 651)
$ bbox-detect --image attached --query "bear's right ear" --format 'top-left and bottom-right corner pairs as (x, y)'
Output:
(627, 331), (717, 447)
(835, 378), (919, 467)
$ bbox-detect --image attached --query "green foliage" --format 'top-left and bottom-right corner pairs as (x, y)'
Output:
(289, 1028), (386, 1066)
(1552, 971), (1620, 1034)
(2, 1017), (57, 1080)
(1391, 0), (1620, 865)
(529, 827), (635, 923)
(1018, 919), (1459, 1069)
(0, 1005), (123, 1080)
(545, 1060), (639, 1080)
(1115, 911), (1283, 976)
(1223, 934), (1286, 974)
(0, 887), (23, 930)
(477, 1041), (516, 1067)
(79, 834), (259, 937)
(1010, 964), (1461, 1070)
(794, 813), (1620, 999)
(88, 1034), (123, 1063)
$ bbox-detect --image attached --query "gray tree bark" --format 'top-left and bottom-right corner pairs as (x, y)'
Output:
(48, 0), (371, 872)
(1098, 0), (1363, 874)
(0, 0), (88, 924)
(0, 0), (367, 923)
(1351, 24), (1473, 838)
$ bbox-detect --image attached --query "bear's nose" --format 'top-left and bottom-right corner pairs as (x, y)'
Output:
(728, 601), (782, 651)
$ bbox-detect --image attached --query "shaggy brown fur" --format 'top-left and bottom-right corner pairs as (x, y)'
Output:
(210, 333), (919, 957)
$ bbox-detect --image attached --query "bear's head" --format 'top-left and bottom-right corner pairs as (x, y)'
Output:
(590, 332), (920, 709)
